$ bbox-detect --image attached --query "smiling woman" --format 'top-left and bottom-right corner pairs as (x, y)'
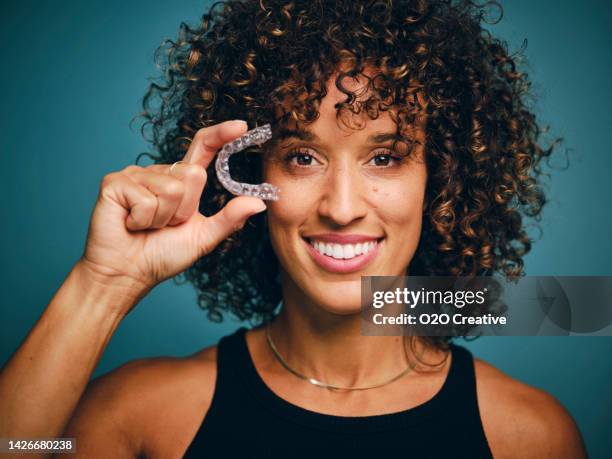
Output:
(259, 73), (428, 313)
(138, 2), (553, 341)
(0, 0), (588, 458)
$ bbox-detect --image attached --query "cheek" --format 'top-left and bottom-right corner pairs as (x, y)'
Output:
(267, 199), (308, 228)
(263, 162), (319, 230)
(370, 175), (426, 274)
(265, 187), (317, 254)
(369, 177), (426, 225)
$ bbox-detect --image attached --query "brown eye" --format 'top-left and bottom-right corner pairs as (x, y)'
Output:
(373, 154), (392, 166)
(369, 151), (403, 167)
(285, 150), (314, 166)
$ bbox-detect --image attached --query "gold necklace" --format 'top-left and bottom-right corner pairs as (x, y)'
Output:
(265, 323), (416, 391)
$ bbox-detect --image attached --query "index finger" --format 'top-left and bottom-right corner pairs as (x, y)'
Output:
(183, 120), (248, 167)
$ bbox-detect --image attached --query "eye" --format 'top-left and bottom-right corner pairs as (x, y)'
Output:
(281, 148), (405, 169)
(284, 149), (316, 167)
(369, 150), (405, 167)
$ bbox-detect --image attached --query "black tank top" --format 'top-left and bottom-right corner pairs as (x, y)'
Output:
(183, 327), (493, 458)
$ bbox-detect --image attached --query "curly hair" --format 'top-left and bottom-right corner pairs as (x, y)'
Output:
(136, 0), (558, 340)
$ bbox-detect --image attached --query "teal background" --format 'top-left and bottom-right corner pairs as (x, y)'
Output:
(1, 0), (611, 456)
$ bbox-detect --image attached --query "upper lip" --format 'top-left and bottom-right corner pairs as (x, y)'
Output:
(303, 233), (383, 244)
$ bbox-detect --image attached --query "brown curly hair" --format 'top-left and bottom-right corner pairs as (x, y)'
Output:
(136, 0), (558, 337)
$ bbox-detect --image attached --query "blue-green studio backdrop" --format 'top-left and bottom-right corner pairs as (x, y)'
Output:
(1, 0), (611, 456)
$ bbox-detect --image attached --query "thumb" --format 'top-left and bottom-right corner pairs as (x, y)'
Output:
(198, 196), (267, 254)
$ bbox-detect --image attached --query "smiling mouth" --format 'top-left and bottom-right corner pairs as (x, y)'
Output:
(303, 237), (385, 260)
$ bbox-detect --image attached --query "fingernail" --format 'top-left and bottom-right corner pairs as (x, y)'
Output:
(231, 119), (247, 127)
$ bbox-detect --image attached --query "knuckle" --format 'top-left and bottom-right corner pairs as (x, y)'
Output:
(197, 222), (217, 255)
(164, 180), (185, 198)
(194, 128), (208, 142)
(127, 216), (146, 230)
(100, 173), (113, 188)
(100, 172), (120, 189)
(184, 164), (206, 179)
(141, 194), (158, 211)
(123, 164), (142, 175)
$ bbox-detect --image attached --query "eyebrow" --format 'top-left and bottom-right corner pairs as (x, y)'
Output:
(275, 127), (401, 144)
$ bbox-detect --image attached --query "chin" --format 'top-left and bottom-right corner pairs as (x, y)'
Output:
(303, 278), (364, 316)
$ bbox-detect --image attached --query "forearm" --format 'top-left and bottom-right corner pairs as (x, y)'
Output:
(0, 261), (149, 438)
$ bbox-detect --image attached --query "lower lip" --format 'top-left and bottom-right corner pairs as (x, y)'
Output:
(303, 238), (383, 274)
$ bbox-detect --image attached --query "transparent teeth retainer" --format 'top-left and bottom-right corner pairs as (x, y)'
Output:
(214, 123), (280, 201)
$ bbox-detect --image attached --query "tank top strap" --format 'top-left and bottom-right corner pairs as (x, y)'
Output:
(214, 326), (246, 379)
(447, 343), (492, 451)
(447, 343), (479, 404)
(203, 326), (249, 408)
(182, 327), (250, 458)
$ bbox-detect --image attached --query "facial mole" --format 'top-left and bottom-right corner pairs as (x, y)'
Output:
(372, 186), (379, 192)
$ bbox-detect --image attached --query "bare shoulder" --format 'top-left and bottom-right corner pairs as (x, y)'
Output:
(62, 345), (218, 459)
(473, 357), (587, 459)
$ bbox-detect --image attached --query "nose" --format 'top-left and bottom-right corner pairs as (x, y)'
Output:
(316, 162), (368, 227)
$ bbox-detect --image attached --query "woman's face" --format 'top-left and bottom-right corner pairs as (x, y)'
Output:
(263, 75), (428, 315)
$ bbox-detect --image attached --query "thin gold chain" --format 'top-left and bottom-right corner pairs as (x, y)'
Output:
(265, 323), (416, 391)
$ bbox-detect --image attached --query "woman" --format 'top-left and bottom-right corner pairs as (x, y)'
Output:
(0, 0), (587, 457)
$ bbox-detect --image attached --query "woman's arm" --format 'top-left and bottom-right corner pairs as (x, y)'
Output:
(0, 120), (266, 459)
(0, 260), (147, 446)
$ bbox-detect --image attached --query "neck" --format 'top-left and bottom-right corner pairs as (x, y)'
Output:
(268, 274), (427, 388)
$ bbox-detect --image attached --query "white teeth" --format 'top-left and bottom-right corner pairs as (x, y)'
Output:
(309, 239), (380, 260)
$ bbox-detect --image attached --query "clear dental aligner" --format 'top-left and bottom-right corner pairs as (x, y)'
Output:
(214, 123), (280, 201)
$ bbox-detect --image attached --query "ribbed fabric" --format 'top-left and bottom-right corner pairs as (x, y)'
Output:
(183, 327), (493, 458)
